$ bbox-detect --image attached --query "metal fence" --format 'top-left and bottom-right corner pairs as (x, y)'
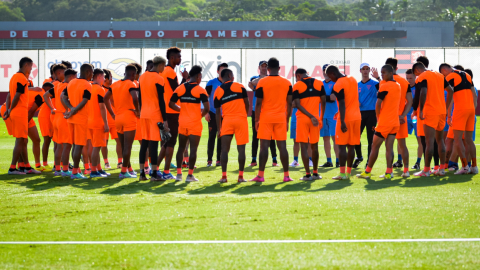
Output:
(1, 48), (479, 90)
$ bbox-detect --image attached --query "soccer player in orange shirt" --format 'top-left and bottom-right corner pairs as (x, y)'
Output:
(104, 64), (140, 178)
(3, 57), (40, 175)
(138, 56), (168, 181)
(412, 61), (453, 177)
(357, 65), (401, 179)
(62, 64), (94, 179)
(250, 58), (293, 182)
(326, 65), (361, 180)
(169, 65), (209, 182)
(292, 68), (326, 181)
(87, 69), (110, 178)
(440, 63), (478, 174)
(44, 68), (77, 176)
(214, 68), (250, 183)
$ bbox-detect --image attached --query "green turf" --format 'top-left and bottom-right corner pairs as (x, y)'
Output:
(1, 118), (480, 269)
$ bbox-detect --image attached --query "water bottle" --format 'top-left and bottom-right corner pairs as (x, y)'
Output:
(412, 116), (417, 124)
(179, 64), (185, 73)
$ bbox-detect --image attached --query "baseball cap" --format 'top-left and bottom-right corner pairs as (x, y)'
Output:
(322, 64), (329, 71)
(360, 63), (370, 69)
(259, 60), (267, 66)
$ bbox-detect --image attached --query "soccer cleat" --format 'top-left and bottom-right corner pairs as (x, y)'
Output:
(299, 175), (313, 181)
(98, 170), (111, 176)
(471, 166), (479, 174)
(401, 171), (410, 178)
(61, 170), (72, 177)
(356, 172), (371, 179)
(272, 162), (279, 167)
(448, 164), (459, 171)
(162, 172), (175, 180)
(289, 160), (300, 167)
(144, 167), (151, 175)
(71, 173), (87, 179)
(249, 176), (265, 182)
(69, 163), (74, 170)
(333, 174), (348, 180)
(83, 169), (91, 175)
(186, 175), (199, 182)
(283, 176), (294, 182)
(379, 173), (394, 179)
(182, 161), (188, 168)
(43, 165), (53, 172)
(434, 169), (446, 176)
(336, 163), (340, 168)
(54, 171), (63, 176)
(411, 163), (421, 170)
(352, 157), (363, 168)
(170, 163), (177, 168)
(238, 177), (247, 183)
(250, 160), (257, 166)
(312, 173), (322, 180)
(104, 163), (112, 169)
(90, 171), (106, 178)
(139, 175), (149, 181)
(207, 161), (213, 167)
(454, 167), (470, 175)
(175, 174), (183, 181)
(392, 161), (403, 168)
(215, 161), (221, 166)
(25, 168), (41, 174)
(8, 169), (26, 175)
(309, 160), (313, 167)
(150, 174), (165, 181)
(414, 170), (431, 177)
(319, 161), (333, 168)
(119, 172), (135, 179)
(384, 173), (392, 180)
(218, 177), (228, 183)
(35, 166), (45, 172)
(117, 162), (123, 169)
(129, 170), (137, 176)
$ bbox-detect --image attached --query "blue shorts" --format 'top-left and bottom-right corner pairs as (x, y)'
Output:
(320, 118), (336, 137)
(473, 116), (477, 141)
(407, 119), (417, 136)
(290, 121), (296, 139)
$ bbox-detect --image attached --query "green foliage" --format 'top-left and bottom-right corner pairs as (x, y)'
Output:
(4, 0), (480, 45)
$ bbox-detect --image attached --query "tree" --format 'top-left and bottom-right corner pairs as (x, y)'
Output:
(0, 2), (25, 21)
(152, 6), (196, 21)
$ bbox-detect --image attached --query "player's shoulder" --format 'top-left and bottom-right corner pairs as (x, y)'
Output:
(163, 66), (177, 78)
(12, 72), (28, 82)
(250, 75), (260, 81)
(206, 77), (219, 85)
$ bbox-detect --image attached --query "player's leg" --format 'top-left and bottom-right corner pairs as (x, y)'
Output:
(250, 113), (258, 166)
(365, 111), (377, 163)
(321, 136), (332, 167)
(237, 144), (247, 182)
(8, 138), (25, 174)
(453, 130), (468, 174)
(90, 146), (102, 178)
(185, 135), (201, 182)
(53, 143), (63, 175)
(270, 139), (278, 166)
(219, 135), (233, 183)
(41, 136), (51, 169)
(398, 138), (410, 177)
(435, 129), (446, 175)
(465, 130), (477, 173)
(358, 133), (384, 179)
(207, 111), (216, 166)
(299, 142), (310, 177)
(121, 130), (136, 177)
(71, 144), (84, 177)
(384, 134), (396, 178)
(422, 125), (436, 175)
(276, 139), (291, 181)
(139, 139), (150, 180)
(175, 134), (188, 180)
(353, 114), (366, 166)
(27, 125), (41, 169)
(290, 140), (300, 167)
(413, 135), (423, 169)
(334, 144), (347, 179)
(61, 143), (72, 175)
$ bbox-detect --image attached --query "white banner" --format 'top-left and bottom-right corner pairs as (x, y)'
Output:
(89, 49), (141, 82)
(0, 50), (39, 89)
(40, 49), (90, 83)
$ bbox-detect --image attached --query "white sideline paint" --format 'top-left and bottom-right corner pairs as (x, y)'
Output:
(1, 238), (480, 245)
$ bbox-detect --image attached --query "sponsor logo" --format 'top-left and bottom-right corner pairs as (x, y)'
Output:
(107, 58), (136, 80)
(29, 63), (38, 80)
(411, 51), (425, 63)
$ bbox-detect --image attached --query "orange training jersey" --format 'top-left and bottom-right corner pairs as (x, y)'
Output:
(255, 75), (292, 123)
(49, 82), (68, 113)
(446, 70), (475, 111)
(102, 85), (115, 125)
(88, 84), (107, 129)
(139, 71), (166, 121)
(377, 81), (401, 127)
(213, 81), (248, 119)
(43, 77), (53, 84)
(292, 77), (325, 120)
(416, 70), (447, 116)
(332, 76), (361, 122)
(65, 78), (92, 124)
(9, 72), (29, 117)
(380, 75), (411, 117)
(170, 82), (208, 127)
(162, 66), (180, 114)
(27, 89), (44, 113)
(110, 79), (137, 116)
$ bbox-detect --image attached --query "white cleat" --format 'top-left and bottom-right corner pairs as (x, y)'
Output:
(312, 174), (322, 180)
(401, 171), (410, 178)
(434, 169), (446, 176)
(454, 167), (470, 175)
(289, 160), (300, 167)
(186, 175), (199, 182)
(470, 166), (478, 174)
(175, 174), (183, 182)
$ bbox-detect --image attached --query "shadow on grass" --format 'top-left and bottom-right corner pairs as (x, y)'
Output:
(100, 179), (190, 195)
(401, 174), (473, 188)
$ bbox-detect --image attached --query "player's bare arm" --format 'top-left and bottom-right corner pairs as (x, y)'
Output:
(169, 101), (181, 112)
(254, 97), (263, 131)
(43, 91), (56, 114)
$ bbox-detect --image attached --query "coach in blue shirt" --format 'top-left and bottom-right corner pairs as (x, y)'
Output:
(319, 64), (340, 168)
(205, 63), (228, 167)
(353, 63), (379, 168)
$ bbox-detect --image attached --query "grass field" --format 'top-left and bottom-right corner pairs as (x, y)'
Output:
(1, 118), (480, 269)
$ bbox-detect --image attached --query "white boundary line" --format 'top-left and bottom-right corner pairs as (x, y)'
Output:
(1, 239), (480, 244)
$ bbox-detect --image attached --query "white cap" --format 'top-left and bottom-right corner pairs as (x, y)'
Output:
(360, 63), (370, 69)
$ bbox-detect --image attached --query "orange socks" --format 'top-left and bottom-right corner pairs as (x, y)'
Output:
(473, 158), (477, 167)
(177, 168), (182, 175)
(121, 167), (127, 173)
(461, 158), (467, 168)
(239, 171), (244, 177)
(222, 172), (227, 177)
(386, 168), (393, 174)
(346, 167), (352, 174)
(283, 172), (289, 177)
(188, 169), (194, 175)
(365, 166), (372, 173)
(340, 166), (346, 174)
(258, 171), (264, 177)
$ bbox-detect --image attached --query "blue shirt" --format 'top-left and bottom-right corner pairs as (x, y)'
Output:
(358, 78), (379, 111)
(407, 86), (416, 120)
(322, 80), (338, 119)
(206, 78), (222, 114)
(291, 107), (297, 123)
(250, 75), (260, 111)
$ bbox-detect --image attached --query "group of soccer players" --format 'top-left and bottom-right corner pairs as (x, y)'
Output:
(1, 47), (478, 182)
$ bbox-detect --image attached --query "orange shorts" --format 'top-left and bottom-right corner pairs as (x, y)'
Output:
(417, 117), (425, 137)
(447, 126), (454, 139)
(220, 117), (249, 145)
(10, 115), (28, 139)
(335, 119), (361, 146)
(105, 125), (118, 140)
(54, 113), (72, 144)
(424, 114), (446, 131)
(396, 121), (408, 139)
(257, 122), (287, 141)
(115, 111), (137, 134)
(38, 115), (53, 137)
(28, 119), (36, 128)
(135, 119), (144, 141)
(89, 128), (107, 147)
(452, 109), (475, 132)
(68, 123), (88, 146)
(296, 117), (320, 144)
(179, 124), (202, 137)
(375, 125), (400, 139)
(140, 118), (162, 142)
(1, 105), (13, 135)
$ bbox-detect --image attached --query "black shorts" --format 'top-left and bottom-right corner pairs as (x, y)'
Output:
(164, 113), (179, 148)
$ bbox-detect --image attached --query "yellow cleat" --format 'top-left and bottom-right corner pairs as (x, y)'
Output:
(356, 172), (371, 179)
(35, 166), (45, 172)
(42, 165), (53, 172)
